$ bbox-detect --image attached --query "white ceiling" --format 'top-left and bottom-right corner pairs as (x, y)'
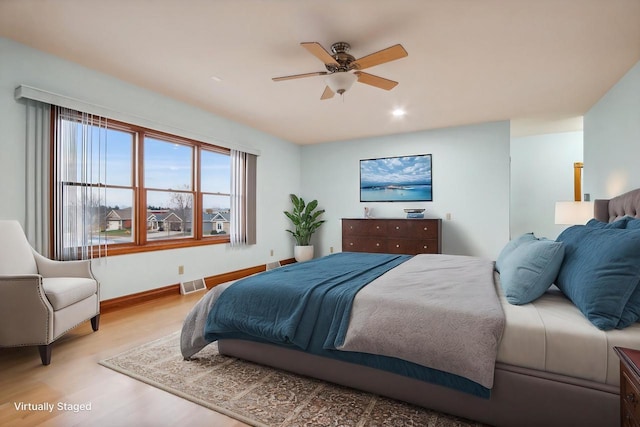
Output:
(1, 0), (639, 145)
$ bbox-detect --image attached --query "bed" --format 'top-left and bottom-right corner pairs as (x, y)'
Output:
(181, 188), (640, 427)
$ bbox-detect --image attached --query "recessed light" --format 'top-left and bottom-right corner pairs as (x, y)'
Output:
(210, 75), (223, 82)
(392, 108), (406, 117)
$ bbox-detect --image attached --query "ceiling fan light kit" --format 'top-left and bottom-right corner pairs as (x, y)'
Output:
(325, 72), (357, 95)
(273, 41), (407, 100)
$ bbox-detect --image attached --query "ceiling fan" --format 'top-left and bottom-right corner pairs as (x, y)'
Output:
(272, 41), (408, 100)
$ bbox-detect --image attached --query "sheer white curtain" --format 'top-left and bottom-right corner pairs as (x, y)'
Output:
(24, 99), (51, 256)
(230, 150), (257, 246)
(53, 107), (108, 260)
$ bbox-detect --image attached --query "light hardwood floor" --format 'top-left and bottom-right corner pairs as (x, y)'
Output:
(0, 292), (249, 427)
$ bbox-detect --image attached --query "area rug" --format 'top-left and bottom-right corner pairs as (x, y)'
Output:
(99, 331), (487, 427)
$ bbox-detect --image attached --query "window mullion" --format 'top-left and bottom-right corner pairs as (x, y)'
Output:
(194, 146), (201, 240)
(137, 131), (146, 246)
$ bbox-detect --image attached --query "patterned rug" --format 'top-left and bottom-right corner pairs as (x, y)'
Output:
(99, 332), (487, 427)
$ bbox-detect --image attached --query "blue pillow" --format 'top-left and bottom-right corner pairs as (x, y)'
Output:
(619, 285), (640, 328)
(585, 218), (627, 229)
(495, 233), (536, 273)
(556, 226), (640, 330)
(500, 239), (565, 305)
(618, 216), (640, 327)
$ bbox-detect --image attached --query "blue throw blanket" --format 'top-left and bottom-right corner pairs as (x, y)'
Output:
(204, 252), (410, 350)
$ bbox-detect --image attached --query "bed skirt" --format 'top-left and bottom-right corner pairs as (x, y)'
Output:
(218, 339), (618, 427)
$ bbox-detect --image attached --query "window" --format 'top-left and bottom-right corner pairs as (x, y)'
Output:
(52, 107), (231, 258)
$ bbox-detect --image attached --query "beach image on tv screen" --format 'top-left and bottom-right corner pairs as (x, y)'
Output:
(360, 154), (432, 202)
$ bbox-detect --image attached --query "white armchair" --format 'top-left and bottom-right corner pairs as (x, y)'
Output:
(0, 220), (100, 365)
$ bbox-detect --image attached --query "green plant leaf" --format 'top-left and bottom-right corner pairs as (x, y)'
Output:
(283, 194), (325, 247)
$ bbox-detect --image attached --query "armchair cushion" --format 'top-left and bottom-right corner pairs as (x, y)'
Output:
(42, 278), (98, 311)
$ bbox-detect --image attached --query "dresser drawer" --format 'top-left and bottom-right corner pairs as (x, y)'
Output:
(623, 405), (640, 427)
(385, 239), (414, 254)
(342, 220), (387, 237)
(342, 237), (386, 253)
(622, 370), (640, 425)
(386, 219), (438, 239)
(414, 239), (439, 254)
(386, 239), (439, 254)
(407, 220), (439, 239)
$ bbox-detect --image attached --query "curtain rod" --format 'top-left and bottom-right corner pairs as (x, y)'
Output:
(14, 85), (261, 156)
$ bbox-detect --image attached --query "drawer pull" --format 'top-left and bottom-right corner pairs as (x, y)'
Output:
(376, 243), (380, 247)
(376, 226), (380, 229)
(423, 245), (428, 249)
(349, 243), (354, 246)
(627, 392), (637, 403)
(396, 226), (400, 230)
(396, 244), (400, 248)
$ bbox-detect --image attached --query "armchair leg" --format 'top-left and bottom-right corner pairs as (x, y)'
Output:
(91, 314), (100, 331)
(38, 344), (52, 365)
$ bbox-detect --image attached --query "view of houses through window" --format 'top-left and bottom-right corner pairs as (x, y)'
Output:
(54, 109), (231, 257)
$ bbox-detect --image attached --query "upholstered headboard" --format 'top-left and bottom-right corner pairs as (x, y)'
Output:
(594, 188), (640, 222)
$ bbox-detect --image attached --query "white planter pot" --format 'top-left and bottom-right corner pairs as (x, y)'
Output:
(294, 245), (314, 262)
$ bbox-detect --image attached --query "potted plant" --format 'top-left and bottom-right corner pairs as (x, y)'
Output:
(284, 194), (325, 262)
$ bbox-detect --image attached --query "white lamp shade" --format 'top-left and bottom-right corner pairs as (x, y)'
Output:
(554, 201), (595, 225)
(325, 72), (357, 94)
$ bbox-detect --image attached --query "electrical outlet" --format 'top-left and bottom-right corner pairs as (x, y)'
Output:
(178, 265), (184, 275)
(330, 246), (334, 253)
(446, 213), (452, 221)
(270, 249), (274, 257)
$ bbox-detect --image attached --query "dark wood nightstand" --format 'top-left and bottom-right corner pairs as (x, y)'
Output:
(614, 347), (640, 426)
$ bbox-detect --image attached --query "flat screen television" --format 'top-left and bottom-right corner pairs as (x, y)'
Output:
(360, 154), (432, 202)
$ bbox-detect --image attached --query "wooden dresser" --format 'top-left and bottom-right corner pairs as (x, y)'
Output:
(342, 218), (441, 255)
(615, 347), (640, 427)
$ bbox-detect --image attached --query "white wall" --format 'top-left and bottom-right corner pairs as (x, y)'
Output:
(300, 121), (511, 260)
(0, 37), (301, 300)
(510, 131), (583, 239)
(584, 60), (640, 199)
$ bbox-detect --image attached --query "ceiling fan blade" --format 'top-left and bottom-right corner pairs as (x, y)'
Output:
(351, 44), (408, 70)
(320, 86), (334, 100)
(301, 42), (339, 66)
(355, 72), (399, 90)
(272, 71), (328, 82)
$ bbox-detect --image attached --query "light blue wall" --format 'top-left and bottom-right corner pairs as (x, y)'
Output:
(300, 121), (511, 260)
(0, 37), (302, 299)
(510, 131), (583, 239)
(584, 60), (640, 198)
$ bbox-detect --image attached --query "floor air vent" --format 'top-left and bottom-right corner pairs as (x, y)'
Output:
(180, 278), (207, 295)
(266, 261), (281, 271)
